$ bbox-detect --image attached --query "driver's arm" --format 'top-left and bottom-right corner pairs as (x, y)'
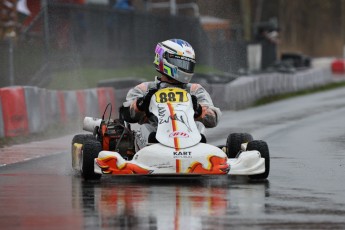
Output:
(123, 83), (148, 124)
(190, 84), (222, 128)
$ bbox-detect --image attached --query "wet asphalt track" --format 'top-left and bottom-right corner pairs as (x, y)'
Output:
(1, 87), (345, 230)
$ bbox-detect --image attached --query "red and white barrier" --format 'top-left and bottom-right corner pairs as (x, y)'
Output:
(64, 91), (79, 120)
(0, 86), (116, 138)
(57, 91), (67, 124)
(24, 86), (47, 134)
(331, 59), (345, 74)
(0, 87), (29, 137)
(83, 88), (98, 118)
(0, 65), (333, 138)
(44, 90), (60, 125)
(76, 90), (87, 117)
(97, 87), (116, 117)
(0, 98), (4, 137)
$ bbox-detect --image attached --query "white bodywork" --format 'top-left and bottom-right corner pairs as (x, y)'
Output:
(93, 88), (265, 176)
(94, 145), (265, 175)
(227, 143), (265, 175)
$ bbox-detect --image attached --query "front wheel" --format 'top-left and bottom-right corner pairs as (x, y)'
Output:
(226, 133), (254, 158)
(81, 140), (102, 180)
(247, 140), (270, 180)
(71, 134), (95, 170)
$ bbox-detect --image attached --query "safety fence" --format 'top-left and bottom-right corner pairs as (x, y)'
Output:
(0, 65), (333, 138)
(208, 66), (332, 110)
(0, 86), (117, 138)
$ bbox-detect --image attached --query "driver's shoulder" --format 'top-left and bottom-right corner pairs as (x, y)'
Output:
(187, 83), (204, 93)
(136, 81), (156, 92)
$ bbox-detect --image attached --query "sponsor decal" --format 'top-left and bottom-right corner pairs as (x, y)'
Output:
(155, 88), (189, 103)
(157, 104), (192, 132)
(185, 49), (193, 55)
(150, 162), (174, 169)
(169, 131), (189, 138)
(173, 151), (192, 158)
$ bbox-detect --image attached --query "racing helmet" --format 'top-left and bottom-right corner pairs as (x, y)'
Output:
(153, 39), (196, 84)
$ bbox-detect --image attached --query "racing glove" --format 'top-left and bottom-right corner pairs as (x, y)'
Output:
(191, 95), (202, 118)
(136, 89), (157, 114)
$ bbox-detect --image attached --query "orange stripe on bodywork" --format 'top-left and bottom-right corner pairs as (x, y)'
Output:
(186, 156), (229, 174)
(167, 102), (180, 150)
(96, 156), (152, 175)
(176, 159), (181, 173)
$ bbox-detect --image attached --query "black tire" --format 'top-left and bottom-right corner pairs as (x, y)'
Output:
(72, 134), (95, 146)
(247, 140), (270, 180)
(81, 140), (102, 180)
(71, 134), (95, 170)
(226, 133), (254, 158)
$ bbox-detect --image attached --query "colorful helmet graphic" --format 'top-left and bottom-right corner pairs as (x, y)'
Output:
(154, 39), (196, 84)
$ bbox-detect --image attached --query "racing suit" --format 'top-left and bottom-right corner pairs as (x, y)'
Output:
(123, 77), (221, 128)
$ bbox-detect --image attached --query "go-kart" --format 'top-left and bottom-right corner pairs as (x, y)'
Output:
(71, 87), (270, 180)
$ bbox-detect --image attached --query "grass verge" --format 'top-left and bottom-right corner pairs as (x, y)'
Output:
(253, 80), (345, 106)
(48, 65), (221, 90)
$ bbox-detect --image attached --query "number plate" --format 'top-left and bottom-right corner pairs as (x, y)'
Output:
(155, 88), (189, 103)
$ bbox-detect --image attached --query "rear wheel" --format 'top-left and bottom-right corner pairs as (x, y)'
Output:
(247, 140), (270, 180)
(81, 140), (102, 180)
(226, 133), (253, 158)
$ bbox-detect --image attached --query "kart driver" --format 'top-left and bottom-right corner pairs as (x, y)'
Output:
(122, 38), (221, 132)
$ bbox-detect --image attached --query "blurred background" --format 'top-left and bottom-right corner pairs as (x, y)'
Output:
(1, 0), (345, 89)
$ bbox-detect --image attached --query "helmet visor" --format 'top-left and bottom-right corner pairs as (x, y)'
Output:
(165, 53), (196, 73)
